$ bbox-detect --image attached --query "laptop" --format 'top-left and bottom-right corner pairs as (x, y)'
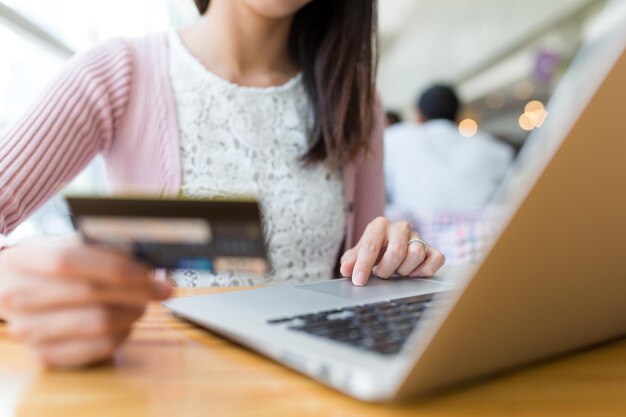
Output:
(164, 2), (626, 402)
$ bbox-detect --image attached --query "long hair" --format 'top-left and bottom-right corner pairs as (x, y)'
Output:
(193, 0), (378, 166)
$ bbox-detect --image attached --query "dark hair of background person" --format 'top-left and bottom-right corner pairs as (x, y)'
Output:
(193, 0), (379, 167)
(417, 84), (460, 122)
(385, 110), (402, 127)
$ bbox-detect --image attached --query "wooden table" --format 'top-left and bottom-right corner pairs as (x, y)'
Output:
(1, 287), (626, 417)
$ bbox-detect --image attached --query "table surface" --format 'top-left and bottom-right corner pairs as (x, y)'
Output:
(1, 287), (626, 417)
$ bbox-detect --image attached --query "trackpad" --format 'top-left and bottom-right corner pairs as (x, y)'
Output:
(295, 277), (448, 300)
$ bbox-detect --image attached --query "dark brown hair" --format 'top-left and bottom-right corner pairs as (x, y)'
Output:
(193, 0), (378, 166)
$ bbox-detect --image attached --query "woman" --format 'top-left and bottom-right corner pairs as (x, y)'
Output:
(0, 0), (444, 368)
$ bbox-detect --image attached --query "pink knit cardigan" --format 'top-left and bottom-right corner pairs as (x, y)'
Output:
(0, 33), (384, 250)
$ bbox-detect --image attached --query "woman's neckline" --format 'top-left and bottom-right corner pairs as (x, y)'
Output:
(169, 29), (302, 93)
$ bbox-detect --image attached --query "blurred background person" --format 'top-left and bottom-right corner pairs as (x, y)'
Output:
(384, 85), (514, 263)
(385, 84), (514, 219)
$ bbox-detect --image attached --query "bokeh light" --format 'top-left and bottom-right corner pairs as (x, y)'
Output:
(519, 113), (536, 131)
(458, 119), (479, 137)
(519, 100), (549, 131)
(525, 100), (544, 113)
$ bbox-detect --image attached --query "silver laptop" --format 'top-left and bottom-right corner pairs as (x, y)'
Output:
(164, 3), (626, 402)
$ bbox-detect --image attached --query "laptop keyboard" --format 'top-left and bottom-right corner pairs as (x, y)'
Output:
(267, 294), (438, 356)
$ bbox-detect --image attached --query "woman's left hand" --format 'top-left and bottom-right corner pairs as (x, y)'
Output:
(340, 217), (445, 286)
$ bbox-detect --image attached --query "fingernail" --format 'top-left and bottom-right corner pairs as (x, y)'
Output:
(353, 271), (367, 286)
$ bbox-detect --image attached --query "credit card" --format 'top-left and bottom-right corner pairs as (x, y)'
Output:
(66, 196), (269, 275)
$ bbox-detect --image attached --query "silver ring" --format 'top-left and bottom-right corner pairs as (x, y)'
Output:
(408, 238), (427, 252)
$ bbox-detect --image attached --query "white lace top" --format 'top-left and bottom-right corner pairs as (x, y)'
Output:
(167, 31), (346, 287)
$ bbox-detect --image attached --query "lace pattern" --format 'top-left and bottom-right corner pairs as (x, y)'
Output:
(167, 31), (346, 287)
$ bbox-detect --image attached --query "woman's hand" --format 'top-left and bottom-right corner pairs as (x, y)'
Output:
(0, 235), (172, 368)
(340, 217), (445, 286)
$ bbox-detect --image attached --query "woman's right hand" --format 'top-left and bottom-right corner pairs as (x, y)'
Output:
(0, 235), (172, 369)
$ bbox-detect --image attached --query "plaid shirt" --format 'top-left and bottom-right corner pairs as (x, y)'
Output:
(385, 206), (505, 265)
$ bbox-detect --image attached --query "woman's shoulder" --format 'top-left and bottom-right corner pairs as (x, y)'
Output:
(69, 32), (169, 76)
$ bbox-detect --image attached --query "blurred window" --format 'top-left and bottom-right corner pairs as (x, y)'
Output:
(1, 0), (193, 239)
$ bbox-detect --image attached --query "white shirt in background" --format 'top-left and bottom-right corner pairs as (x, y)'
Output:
(384, 119), (514, 220)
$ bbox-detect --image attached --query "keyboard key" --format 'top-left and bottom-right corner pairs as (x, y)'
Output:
(267, 295), (437, 356)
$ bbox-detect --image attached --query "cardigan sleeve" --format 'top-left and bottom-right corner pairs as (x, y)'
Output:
(351, 93), (386, 242)
(0, 39), (134, 235)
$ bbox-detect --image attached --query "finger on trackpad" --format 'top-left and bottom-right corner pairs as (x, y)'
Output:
(295, 277), (447, 300)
